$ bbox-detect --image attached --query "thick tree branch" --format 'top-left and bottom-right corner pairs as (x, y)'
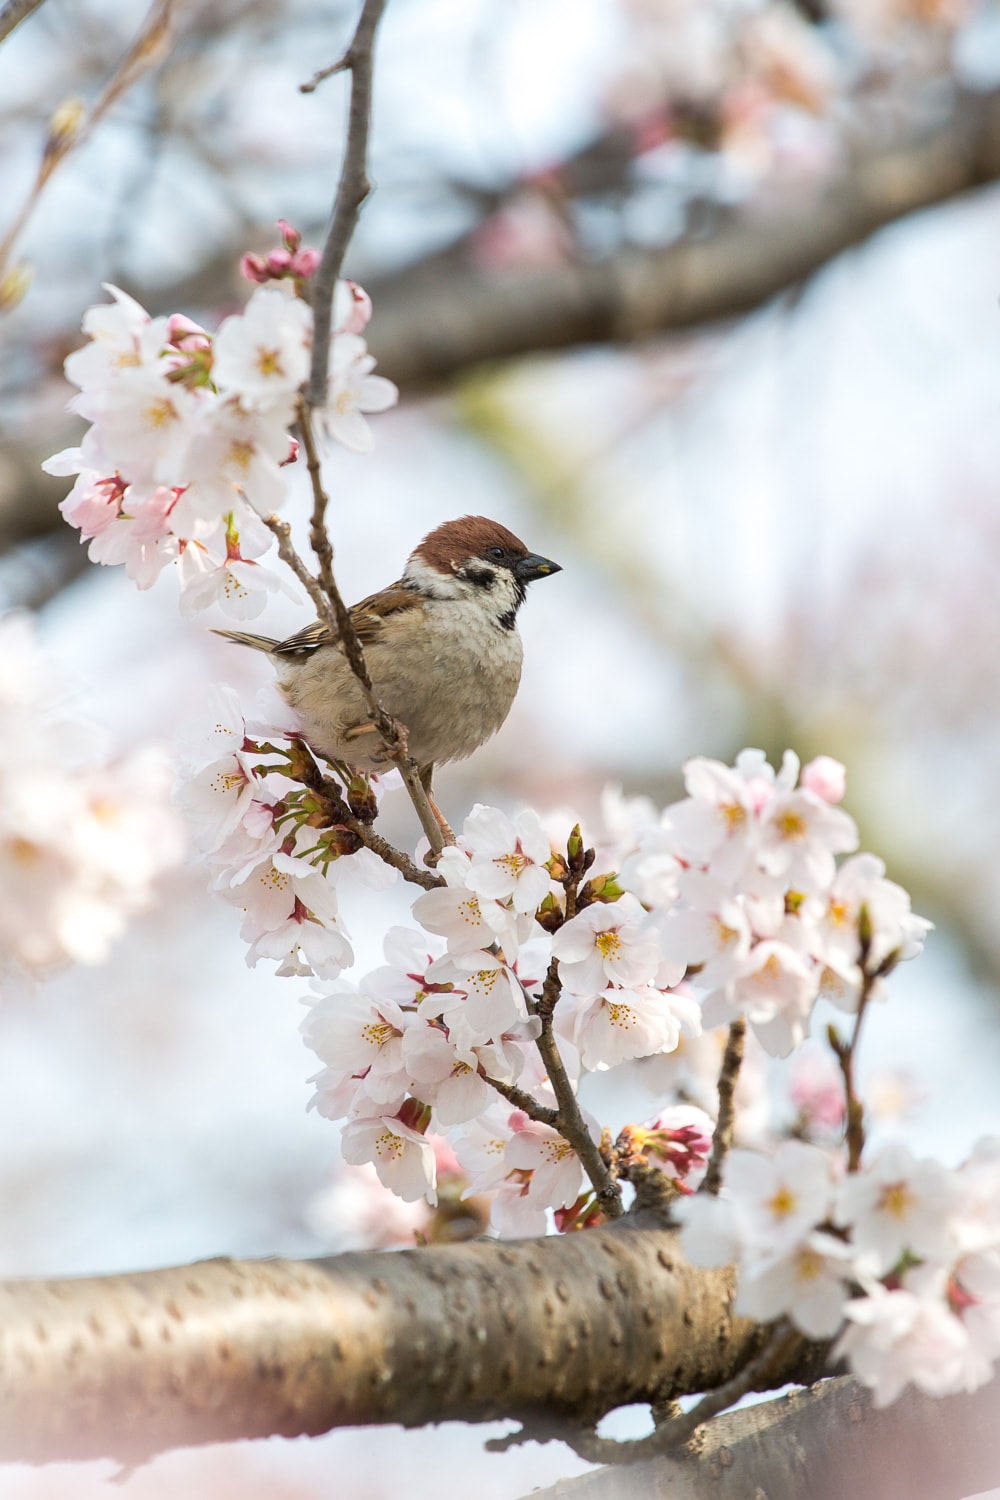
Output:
(530, 1373), (1000, 1500)
(365, 88), (1000, 387)
(0, 1229), (797, 1466)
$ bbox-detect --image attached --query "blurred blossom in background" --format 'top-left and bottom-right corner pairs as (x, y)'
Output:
(4, 0), (1000, 1494)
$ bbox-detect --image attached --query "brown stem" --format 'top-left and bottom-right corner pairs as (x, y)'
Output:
(534, 1014), (623, 1220)
(481, 1075), (559, 1127)
(291, 752), (444, 892)
(701, 1017), (747, 1196)
(305, 0), (388, 407)
(0, 0), (48, 46)
(837, 965), (879, 1173)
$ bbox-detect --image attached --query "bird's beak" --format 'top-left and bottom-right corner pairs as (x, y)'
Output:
(515, 553), (562, 583)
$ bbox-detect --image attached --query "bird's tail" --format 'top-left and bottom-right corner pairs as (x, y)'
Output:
(211, 628), (278, 654)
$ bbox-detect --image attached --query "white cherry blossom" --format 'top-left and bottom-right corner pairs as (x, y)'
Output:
(212, 285), (311, 408)
(461, 803), (552, 915)
(341, 1114), (438, 1205)
(551, 893), (662, 996)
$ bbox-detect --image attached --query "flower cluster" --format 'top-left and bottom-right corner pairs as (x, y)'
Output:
(678, 1137), (1000, 1408)
(0, 614), (182, 970)
(43, 228), (397, 620)
(623, 749), (930, 1056)
(176, 684), (399, 979)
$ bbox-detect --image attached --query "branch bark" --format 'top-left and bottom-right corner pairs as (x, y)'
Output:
(530, 1372), (1000, 1500)
(0, 1227), (802, 1466)
(364, 87), (1000, 388)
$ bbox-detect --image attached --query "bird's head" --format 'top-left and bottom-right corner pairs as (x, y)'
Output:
(404, 516), (562, 627)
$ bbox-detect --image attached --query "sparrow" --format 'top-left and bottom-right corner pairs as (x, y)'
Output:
(214, 515), (561, 809)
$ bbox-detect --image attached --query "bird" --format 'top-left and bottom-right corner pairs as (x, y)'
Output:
(213, 515), (561, 821)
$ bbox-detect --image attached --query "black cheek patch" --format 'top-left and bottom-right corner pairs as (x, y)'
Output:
(464, 566), (497, 590)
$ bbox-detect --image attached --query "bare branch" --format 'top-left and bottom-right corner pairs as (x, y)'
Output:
(0, 0), (176, 280)
(0, 0), (48, 47)
(305, 0), (388, 407)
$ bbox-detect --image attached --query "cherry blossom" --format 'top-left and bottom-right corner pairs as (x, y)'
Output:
(551, 893), (663, 995)
(460, 803), (553, 915)
(324, 332), (398, 453)
(835, 1143), (960, 1274)
(341, 1113), (438, 1205)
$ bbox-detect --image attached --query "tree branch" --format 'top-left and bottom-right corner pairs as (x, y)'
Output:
(0, 1229), (807, 1466)
(701, 1017), (746, 1197)
(0, 0), (48, 47)
(365, 88), (1000, 388)
(305, 0), (388, 407)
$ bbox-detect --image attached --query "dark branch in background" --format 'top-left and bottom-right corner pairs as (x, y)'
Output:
(303, 0), (388, 407)
(0, 0), (48, 47)
(365, 87), (1000, 387)
(12, 85), (1000, 559)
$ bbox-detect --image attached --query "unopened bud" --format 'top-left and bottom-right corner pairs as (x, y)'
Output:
(240, 252), (269, 284)
(397, 1097), (432, 1134)
(0, 262), (32, 314)
(44, 98), (85, 160)
(578, 872), (624, 907)
(276, 218), (301, 252)
(347, 772), (378, 822)
(534, 891), (564, 932)
(290, 246), (321, 279)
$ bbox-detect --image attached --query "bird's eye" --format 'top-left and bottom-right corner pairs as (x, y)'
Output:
(486, 546), (505, 561)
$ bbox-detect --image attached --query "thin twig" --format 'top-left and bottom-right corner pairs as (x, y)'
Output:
(290, 751), (444, 892)
(536, 1013), (623, 1220)
(297, 395), (337, 600)
(305, 0), (388, 406)
(701, 1017), (746, 1196)
(481, 1075), (559, 1127)
(0, 0), (175, 280)
(0, 0), (47, 47)
(262, 508), (450, 857)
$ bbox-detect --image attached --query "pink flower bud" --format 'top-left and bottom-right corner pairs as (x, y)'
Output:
(276, 218), (301, 252)
(265, 248), (293, 275)
(290, 246), (321, 279)
(280, 437), (300, 467)
(240, 252), (269, 283)
(167, 313), (211, 352)
(801, 755), (846, 805)
(507, 1110), (530, 1133)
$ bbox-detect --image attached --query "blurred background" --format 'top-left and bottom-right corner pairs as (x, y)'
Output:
(4, 0), (1000, 1494)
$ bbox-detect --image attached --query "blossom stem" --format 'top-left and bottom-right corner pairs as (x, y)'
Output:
(304, 0), (388, 407)
(836, 967), (878, 1172)
(535, 1015), (624, 1220)
(291, 749), (444, 893)
(701, 1017), (746, 1197)
(481, 1075), (558, 1128)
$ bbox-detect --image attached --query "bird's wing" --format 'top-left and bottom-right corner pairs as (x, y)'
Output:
(272, 583), (423, 656)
